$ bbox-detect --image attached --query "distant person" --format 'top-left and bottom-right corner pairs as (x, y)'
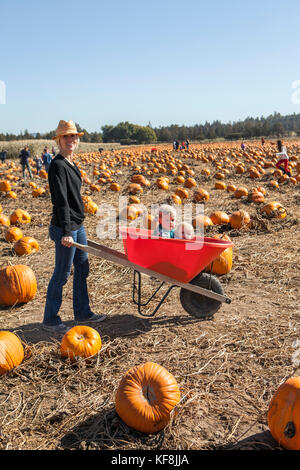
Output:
(98, 147), (103, 154)
(185, 139), (190, 150)
(19, 146), (33, 180)
(180, 141), (185, 150)
(42, 147), (52, 173)
(52, 146), (56, 157)
(0, 150), (7, 163)
(261, 137), (265, 146)
(241, 142), (245, 151)
(34, 154), (43, 174)
(275, 140), (291, 176)
(174, 140), (179, 151)
(173, 140), (177, 151)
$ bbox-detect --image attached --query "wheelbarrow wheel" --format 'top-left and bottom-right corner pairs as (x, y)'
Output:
(179, 272), (224, 319)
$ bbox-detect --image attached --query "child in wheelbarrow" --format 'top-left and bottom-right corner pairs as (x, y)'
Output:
(153, 204), (194, 240)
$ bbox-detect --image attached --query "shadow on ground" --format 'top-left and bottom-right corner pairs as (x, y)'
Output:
(2, 312), (200, 344)
(59, 406), (165, 450)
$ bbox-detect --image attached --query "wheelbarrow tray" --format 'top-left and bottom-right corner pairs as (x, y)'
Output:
(119, 226), (233, 283)
(70, 238), (231, 305)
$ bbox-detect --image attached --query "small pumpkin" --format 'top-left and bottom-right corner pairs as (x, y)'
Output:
(128, 183), (143, 195)
(0, 214), (10, 227)
(14, 237), (39, 256)
(10, 209), (31, 225)
(84, 200), (99, 215)
(60, 325), (102, 362)
(229, 210), (251, 229)
(214, 181), (227, 190)
(110, 182), (121, 191)
(209, 211), (230, 225)
(5, 226), (23, 243)
(193, 188), (210, 202)
(192, 215), (214, 229)
(115, 362), (180, 434)
(175, 187), (189, 200)
(260, 201), (287, 219)
(234, 187), (248, 199)
(205, 234), (233, 275)
(0, 331), (25, 375)
(184, 177), (197, 188)
(0, 180), (12, 192)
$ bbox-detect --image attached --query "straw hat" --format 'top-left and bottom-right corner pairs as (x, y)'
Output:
(52, 120), (84, 140)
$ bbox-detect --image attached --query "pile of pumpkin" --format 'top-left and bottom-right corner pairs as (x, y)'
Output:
(0, 206), (39, 256)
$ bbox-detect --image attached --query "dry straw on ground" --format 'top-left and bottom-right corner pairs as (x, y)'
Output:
(0, 141), (299, 450)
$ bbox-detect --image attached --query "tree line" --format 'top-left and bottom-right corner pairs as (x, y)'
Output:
(1, 112), (300, 144)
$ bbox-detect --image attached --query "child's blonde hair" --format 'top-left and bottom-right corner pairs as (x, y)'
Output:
(156, 204), (177, 221)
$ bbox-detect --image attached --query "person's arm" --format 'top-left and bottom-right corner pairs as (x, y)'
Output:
(51, 164), (72, 238)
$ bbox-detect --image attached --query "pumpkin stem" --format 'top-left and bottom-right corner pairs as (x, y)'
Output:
(284, 421), (296, 439)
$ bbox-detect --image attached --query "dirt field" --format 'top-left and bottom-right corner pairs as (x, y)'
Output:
(0, 141), (299, 450)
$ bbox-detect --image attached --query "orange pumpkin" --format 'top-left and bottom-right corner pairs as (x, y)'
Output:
(193, 188), (209, 202)
(175, 187), (189, 200)
(10, 209), (31, 225)
(184, 177), (197, 188)
(260, 201), (287, 219)
(0, 214), (10, 227)
(214, 181), (227, 190)
(61, 325), (102, 361)
(229, 210), (251, 229)
(115, 362), (180, 434)
(5, 226), (23, 243)
(234, 187), (248, 198)
(209, 211), (230, 225)
(0, 180), (12, 192)
(32, 187), (46, 197)
(128, 183), (143, 195)
(268, 377), (300, 450)
(0, 331), (24, 376)
(84, 200), (99, 215)
(110, 182), (121, 191)
(170, 194), (182, 205)
(119, 205), (140, 221)
(205, 234), (233, 275)
(226, 184), (237, 193)
(192, 215), (214, 229)
(0, 264), (37, 306)
(14, 237), (39, 256)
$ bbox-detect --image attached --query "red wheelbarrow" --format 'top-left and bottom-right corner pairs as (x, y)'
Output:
(70, 227), (233, 319)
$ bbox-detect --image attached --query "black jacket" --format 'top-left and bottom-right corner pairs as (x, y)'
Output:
(48, 154), (85, 236)
(20, 149), (30, 165)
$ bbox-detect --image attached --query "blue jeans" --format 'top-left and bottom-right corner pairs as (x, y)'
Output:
(43, 224), (93, 326)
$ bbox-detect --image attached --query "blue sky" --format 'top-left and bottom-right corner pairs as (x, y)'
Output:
(1, 0), (300, 134)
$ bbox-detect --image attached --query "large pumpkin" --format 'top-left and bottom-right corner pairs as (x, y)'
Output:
(60, 325), (102, 361)
(268, 377), (300, 450)
(115, 362), (180, 434)
(0, 264), (37, 306)
(0, 331), (24, 375)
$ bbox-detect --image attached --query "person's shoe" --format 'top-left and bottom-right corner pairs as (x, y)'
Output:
(76, 313), (107, 324)
(42, 323), (70, 334)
